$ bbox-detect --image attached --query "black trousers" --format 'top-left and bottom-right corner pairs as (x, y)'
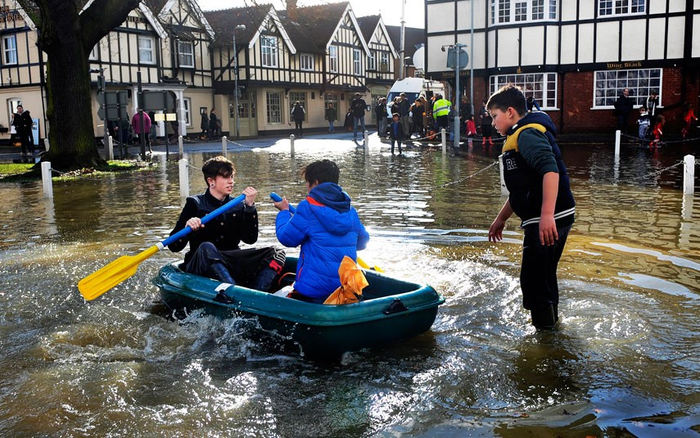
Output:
(520, 224), (571, 310)
(185, 242), (286, 291)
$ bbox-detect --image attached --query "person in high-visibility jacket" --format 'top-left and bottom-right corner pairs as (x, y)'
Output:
(432, 94), (451, 132)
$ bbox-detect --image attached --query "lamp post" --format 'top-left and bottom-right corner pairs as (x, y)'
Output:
(444, 43), (468, 149)
(233, 24), (246, 139)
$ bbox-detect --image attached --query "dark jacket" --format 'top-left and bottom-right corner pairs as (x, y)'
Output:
(275, 182), (369, 301)
(501, 112), (575, 229)
(200, 112), (209, 130)
(389, 120), (404, 140)
(209, 112), (219, 130)
(12, 110), (32, 134)
(325, 107), (337, 122)
(292, 104), (306, 122)
(169, 190), (258, 266)
(350, 97), (367, 117)
(614, 94), (633, 116)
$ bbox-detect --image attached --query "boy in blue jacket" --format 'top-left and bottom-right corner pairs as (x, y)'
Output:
(273, 160), (370, 303)
(486, 84), (575, 330)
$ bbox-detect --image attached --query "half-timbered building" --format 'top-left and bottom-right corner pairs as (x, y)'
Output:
(358, 15), (398, 107)
(426, 0), (700, 134)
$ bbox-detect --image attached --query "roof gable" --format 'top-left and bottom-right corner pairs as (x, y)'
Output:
(204, 5), (295, 54)
(156, 0), (215, 40)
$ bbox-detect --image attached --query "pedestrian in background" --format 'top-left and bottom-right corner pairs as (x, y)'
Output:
(200, 108), (209, 139)
(131, 110), (152, 153)
(350, 93), (367, 140)
(325, 103), (337, 132)
(291, 101), (306, 138)
(11, 104), (33, 157)
(478, 100), (493, 145)
(375, 98), (387, 137)
(646, 91), (659, 119)
(209, 108), (220, 138)
(681, 102), (697, 139)
(614, 88), (633, 134)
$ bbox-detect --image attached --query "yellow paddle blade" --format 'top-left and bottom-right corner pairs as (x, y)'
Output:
(357, 257), (384, 273)
(78, 246), (160, 301)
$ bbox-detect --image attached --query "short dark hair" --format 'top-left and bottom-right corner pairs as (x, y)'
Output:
(202, 156), (234, 184)
(486, 83), (527, 116)
(302, 159), (340, 185)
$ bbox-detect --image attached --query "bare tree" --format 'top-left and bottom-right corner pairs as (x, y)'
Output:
(18, 0), (140, 170)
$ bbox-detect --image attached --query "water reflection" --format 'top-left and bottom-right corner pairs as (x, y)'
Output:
(0, 138), (699, 435)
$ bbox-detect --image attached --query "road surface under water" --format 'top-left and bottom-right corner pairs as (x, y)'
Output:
(0, 135), (698, 436)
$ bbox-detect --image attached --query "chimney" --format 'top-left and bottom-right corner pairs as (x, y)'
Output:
(287, 0), (298, 21)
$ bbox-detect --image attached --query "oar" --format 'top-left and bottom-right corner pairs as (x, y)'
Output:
(270, 192), (383, 272)
(78, 193), (247, 301)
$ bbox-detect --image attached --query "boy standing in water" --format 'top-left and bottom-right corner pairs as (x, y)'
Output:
(169, 156), (285, 302)
(486, 84), (575, 330)
(272, 160), (370, 303)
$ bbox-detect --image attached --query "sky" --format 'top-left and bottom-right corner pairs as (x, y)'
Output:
(197, 0), (425, 28)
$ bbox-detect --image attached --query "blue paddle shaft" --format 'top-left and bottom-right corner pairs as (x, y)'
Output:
(270, 192), (297, 214)
(161, 193), (246, 248)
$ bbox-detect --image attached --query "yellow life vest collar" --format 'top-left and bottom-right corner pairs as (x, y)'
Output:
(502, 123), (547, 152)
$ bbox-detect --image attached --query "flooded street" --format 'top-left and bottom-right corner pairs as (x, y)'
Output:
(1, 135), (699, 436)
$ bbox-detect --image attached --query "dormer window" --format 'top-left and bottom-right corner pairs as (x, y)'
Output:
(261, 35), (278, 68)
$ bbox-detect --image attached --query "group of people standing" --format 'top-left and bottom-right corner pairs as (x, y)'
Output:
(618, 88), (699, 152)
(199, 108), (221, 140)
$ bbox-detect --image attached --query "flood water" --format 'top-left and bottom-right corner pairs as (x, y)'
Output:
(1, 135), (699, 436)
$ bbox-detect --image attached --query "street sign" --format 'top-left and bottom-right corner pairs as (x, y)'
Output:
(140, 90), (176, 111)
(97, 90), (128, 121)
(446, 47), (469, 70)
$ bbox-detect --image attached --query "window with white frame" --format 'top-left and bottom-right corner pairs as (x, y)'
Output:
(3, 35), (17, 65)
(353, 49), (361, 75)
(138, 36), (155, 64)
(599, 0), (645, 16)
(300, 54), (314, 71)
(489, 73), (558, 109)
(266, 91), (282, 124)
(492, 0), (557, 24)
(183, 97), (191, 126)
(329, 45), (338, 73)
(380, 52), (390, 72)
(368, 53), (376, 71)
(593, 69), (661, 108)
(177, 41), (194, 68)
(261, 36), (278, 68)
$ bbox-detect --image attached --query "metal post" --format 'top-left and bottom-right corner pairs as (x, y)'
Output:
(684, 154), (695, 195)
(137, 71), (146, 160)
(41, 161), (53, 198)
(222, 135), (227, 156)
(364, 129), (369, 148)
(233, 24), (246, 139)
(179, 158), (189, 198)
(290, 134), (295, 155)
(107, 135), (114, 161)
(615, 130), (621, 156)
(454, 52), (460, 150)
(441, 128), (447, 153)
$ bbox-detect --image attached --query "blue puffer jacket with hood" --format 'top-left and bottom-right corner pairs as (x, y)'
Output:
(275, 182), (369, 302)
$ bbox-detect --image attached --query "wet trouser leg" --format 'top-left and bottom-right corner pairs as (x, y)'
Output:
(185, 242), (235, 284)
(520, 224), (571, 328)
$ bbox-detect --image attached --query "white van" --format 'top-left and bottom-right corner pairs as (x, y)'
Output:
(385, 78), (445, 117)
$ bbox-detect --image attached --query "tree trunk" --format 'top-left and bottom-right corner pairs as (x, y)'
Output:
(19, 0), (141, 170)
(44, 44), (106, 170)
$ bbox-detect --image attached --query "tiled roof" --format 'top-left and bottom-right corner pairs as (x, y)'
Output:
(143, 0), (169, 15)
(386, 25), (425, 58)
(356, 15), (380, 42)
(279, 1), (349, 54)
(203, 5), (273, 47)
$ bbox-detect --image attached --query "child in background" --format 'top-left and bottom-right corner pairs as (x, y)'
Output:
(465, 115), (477, 147)
(649, 114), (665, 152)
(388, 113), (404, 155)
(681, 103), (697, 138)
(636, 106), (650, 145)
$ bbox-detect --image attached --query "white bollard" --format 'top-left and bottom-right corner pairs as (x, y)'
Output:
(683, 154), (695, 195)
(41, 161), (53, 198)
(222, 136), (227, 156)
(364, 130), (369, 147)
(43, 138), (50, 152)
(441, 128), (447, 153)
(615, 130), (621, 156)
(179, 158), (189, 198)
(178, 135), (184, 157)
(290, 134), (295, 155)
(498, 154), (508, 196)
(107, 135), (114, 161)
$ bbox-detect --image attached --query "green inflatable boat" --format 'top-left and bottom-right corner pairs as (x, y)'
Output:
(154, 258), (444, 358)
